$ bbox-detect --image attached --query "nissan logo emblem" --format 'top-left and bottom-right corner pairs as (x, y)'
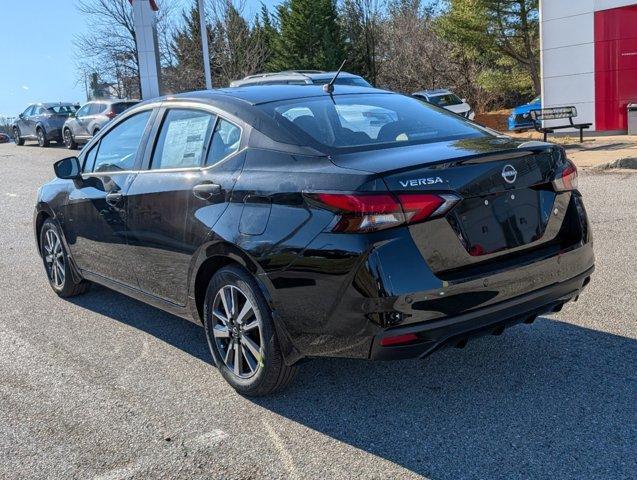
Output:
(502, 164), (517, 184)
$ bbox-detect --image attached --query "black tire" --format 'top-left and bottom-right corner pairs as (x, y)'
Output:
(36, 127), (49, 147)
(63, 128), (78, 150)
(13, 128), (24, 146)
(40, 219), (90, 297)
(92, 127), (100, 137)
(203, 265), (297, 396)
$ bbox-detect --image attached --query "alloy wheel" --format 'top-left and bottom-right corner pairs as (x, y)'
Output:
(37, 130), (44, 146)
(43, 229), (65, 288)
(63, 129), (72, 148)
(212, 285), (263, 379)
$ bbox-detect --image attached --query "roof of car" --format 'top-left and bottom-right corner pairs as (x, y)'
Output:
(169, 84), (391, 106)
(39, 102), (77, 108)
(412, 89), (454, 97)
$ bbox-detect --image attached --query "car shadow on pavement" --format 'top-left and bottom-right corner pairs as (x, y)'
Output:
(67, 284), (211, 364)
(67, 286), (636, 479)
(252, 318), (636, 479)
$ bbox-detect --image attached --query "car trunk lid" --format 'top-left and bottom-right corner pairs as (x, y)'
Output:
(330, 137), (568, 272)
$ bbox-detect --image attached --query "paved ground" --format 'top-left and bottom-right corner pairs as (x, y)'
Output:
(0, 142), (635, 480)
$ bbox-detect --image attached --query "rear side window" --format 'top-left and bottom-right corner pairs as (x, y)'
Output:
(90, 110), (152, 173)
(88, 104), (104, 115)
(206, 118), (241, 166)
(151, 109), (215, 170)
(112, 102), (138, 114)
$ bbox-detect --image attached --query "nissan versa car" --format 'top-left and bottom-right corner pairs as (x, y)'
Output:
(34, 86), (594, 396)
(62, 99), (139, 149)
(13, 102), (79, 147)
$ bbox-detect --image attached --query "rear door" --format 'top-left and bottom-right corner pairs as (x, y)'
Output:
(64, 108), (156, 286)
(125, 106), (244, 305)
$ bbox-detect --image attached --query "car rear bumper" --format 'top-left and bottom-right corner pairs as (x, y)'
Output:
(370, 265), (593, 360)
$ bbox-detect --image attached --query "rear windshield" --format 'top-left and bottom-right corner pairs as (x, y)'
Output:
(427, 94), (463, 107)
(112, 102), (138, 114)
(46, 105), (77, 115)
(258, 93), (486, 152)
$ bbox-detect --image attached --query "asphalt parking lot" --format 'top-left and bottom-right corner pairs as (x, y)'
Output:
(0, 142), (635, 480)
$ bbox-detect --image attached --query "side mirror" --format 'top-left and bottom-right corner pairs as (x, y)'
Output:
(18, 113), (24, 119)
(54, 156), (81, 180)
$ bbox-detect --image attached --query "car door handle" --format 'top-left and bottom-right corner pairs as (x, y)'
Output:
(192, 182), (221, 200)
(105, 192), (123, 206)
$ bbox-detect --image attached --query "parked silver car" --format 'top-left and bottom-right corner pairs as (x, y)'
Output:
(230, 70), (372, 88)
(62, 99), (138, 149)
(13, 103), (79, 147)
(412, 89), (475, 120)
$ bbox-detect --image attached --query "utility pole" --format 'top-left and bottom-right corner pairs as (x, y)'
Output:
(198, 0), (213, 89)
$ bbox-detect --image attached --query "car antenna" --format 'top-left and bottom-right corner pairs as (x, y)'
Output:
(323, 59), (347, 94)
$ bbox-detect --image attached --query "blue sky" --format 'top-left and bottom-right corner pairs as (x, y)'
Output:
(1, 0), (281, 117)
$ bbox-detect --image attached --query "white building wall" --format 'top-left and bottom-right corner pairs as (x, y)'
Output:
(539, 0), (595, 130)
(539, 0), (637, 132)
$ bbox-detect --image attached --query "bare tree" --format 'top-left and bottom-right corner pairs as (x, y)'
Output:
(74, 0), (176, 99)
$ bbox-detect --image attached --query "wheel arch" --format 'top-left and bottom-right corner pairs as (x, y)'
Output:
(189, 241), (270, 324)
(188, 242), (302, 366)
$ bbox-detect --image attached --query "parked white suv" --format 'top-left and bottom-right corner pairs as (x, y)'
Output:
(412, 89), (475, 120)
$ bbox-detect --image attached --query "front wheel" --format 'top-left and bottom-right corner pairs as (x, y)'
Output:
(13, 128), (24, 146)
(40, 219), (90, 297)
(63, 128), (77, 149)
(203, 266), (297, 396)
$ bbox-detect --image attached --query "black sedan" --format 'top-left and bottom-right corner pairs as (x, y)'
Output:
(34, 86), (594, 396)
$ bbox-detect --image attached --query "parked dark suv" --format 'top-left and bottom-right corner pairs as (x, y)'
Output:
(13, 103), (78, 147)
(34, 86), (594, 396)
(62, 99), (139, 149)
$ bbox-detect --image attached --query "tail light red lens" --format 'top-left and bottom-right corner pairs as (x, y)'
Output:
(552, 160), (578, 191)
(379, 333), (419, 347)
(307, 192), (460, 233)
(105, 110), (117, 119)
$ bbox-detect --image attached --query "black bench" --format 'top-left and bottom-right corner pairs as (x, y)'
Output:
(530, 106), (592, 143)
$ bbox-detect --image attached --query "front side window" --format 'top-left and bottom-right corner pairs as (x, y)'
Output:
(22, 106), (34, 117)
(91, 110), (152, 173)
(260, 93), (487, 152)
(206, 118), (241, 165)
(151, 109), (215, 170)
(76, 104), (90, 117)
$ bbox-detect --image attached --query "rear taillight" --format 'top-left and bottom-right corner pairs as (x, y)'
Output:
(307, 192), (460, 233)
(105, 110), (117, 119)
(552, 160), (578, 191)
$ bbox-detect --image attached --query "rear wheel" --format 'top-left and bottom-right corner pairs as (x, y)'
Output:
(63, 128), (77, 149)
(40, 219), (90, 297)
(36, 127), (49, 147)
(203, 266), (297, 396)
(13, 128), (24, 146)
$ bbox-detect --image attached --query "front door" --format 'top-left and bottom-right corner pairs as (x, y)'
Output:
(64, 109), (155, 286)
(74, 103), (92, 139)
(126, 107), (244, 305)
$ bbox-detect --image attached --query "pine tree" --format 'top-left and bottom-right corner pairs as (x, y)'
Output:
(166, 3), (217, 91)
(269, 0), (345, 71)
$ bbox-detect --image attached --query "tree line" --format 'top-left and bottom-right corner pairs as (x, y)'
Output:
(75, 0), (539, 113)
